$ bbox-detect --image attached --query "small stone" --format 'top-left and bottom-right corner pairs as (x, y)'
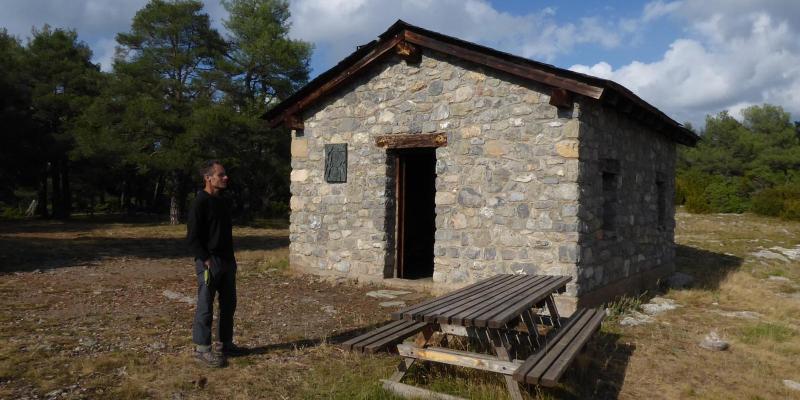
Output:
(380, 301), (406, 308)
(699, 331), (729, 351)
(321, 305), (337, 315)
(619, 311), (653, 326)
(163, 290), (196, 305)
(457, 188), (483, 208)
(767, 275), (791, 283)
(149, 342), (166, 350)
(784, 380), (800, 391)
(555, 140), (579, 158)
(715, 310), (762, 320)
(427, 80), (443, 96)
(431, 104), (449, 120)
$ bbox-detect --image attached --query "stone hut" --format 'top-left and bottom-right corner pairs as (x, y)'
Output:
(263, 21), (698, 312)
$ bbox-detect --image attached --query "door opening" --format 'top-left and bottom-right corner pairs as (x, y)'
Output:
(394, 148), (436, 279)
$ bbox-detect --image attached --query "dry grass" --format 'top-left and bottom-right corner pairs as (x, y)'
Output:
(0, 210), (799, 399)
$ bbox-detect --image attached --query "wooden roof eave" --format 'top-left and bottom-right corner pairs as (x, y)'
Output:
(266, 29), (605, 129)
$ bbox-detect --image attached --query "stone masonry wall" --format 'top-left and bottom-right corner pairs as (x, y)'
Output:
(575, 100), (677, 297)
(289, 50), (583, 294)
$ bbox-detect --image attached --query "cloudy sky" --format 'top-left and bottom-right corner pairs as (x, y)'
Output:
(1, 0), (798, 128)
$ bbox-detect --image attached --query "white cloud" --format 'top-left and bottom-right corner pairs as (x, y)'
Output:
(288, 0), (626, 66)
(570, 1), (800, 126)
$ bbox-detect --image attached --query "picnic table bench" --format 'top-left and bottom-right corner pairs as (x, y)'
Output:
(341, 274), (605, 399)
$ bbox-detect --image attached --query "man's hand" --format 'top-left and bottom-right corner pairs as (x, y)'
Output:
(203, 259), (212, 269)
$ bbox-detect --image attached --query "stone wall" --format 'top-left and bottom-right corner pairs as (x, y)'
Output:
(289, 50), (583, 294)
(575, 100), (677, 301)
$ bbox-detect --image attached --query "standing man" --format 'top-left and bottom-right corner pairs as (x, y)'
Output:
(187, 160), (241, 367)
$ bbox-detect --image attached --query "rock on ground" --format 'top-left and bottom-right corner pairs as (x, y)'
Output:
(641, 297), (680, 315)
(699, 331), (729, 351)
(714, 310), (763, 320)
(365, 290), (412, 299)
(619, 311), (653, 326)
(379, 301), (406, 308)
(162, 290), (195, 305)
(751, 249), (789, 263)
(784, 380), (800, 391)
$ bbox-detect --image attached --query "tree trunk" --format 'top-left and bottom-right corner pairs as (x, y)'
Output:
(36, 166), (49, 218)
(61, 157), (71, 218)
(169, 195), (179, 225)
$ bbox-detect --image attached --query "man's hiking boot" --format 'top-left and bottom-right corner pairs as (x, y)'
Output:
(215, 342), (247, 356)
(194, 349), (225, 368)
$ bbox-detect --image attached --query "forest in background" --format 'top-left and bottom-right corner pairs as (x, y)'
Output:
(0, 0), (310, 223)
(677, 104), (800, 221)
(1, 0), (799, 223)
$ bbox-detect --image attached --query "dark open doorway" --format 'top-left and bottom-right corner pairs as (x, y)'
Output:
(394, 148), (436, 279)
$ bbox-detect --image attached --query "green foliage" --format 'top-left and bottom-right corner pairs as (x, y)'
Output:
(737, 323), (795, 344)
(677, 104), (800, 220)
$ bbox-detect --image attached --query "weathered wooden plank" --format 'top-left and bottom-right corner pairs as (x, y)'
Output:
(521, 309), (595, 385)
(362, 321), (430, 353)
(375, 132), (447, 149)
(485, 276), (572, 328)
(391, 274), (512, 321)
(381, 379), (467, 400)
(511, 308), (589, 383)
(394, 40), (421, 63)
(396, 345), (522, 375)
(549, 88), (573, 108)
(403, 30), (604, 99)
(460, 276), (558, 327)
(340, 319), (407, 351)
(539, 308), (604, 386)
(434, 275), (537, 324)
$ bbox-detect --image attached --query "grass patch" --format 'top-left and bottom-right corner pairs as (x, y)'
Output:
(737, 323), (795, 344)
(604, 293), (646, 318)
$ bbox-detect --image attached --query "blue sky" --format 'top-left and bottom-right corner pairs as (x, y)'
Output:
(2, 0), (799, 128)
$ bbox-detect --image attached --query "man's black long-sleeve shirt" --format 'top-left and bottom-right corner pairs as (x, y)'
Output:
(187, 190), (234, 261)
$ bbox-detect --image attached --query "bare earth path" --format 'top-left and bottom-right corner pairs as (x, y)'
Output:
(1, 211), (800, 399)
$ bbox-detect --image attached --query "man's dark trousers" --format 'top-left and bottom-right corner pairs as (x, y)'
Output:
(192, 255), (237, 348)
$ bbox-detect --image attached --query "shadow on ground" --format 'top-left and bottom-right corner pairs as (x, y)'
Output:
(675, 244), (743, 290)
(0, 231), (288, 273)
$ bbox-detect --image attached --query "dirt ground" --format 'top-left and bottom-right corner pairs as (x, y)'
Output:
(1, 211), (799, 399)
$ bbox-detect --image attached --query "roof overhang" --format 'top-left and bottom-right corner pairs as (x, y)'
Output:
(262, 20), (698, 146)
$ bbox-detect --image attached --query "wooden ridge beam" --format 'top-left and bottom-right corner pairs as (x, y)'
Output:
(403, 30), (604, 99)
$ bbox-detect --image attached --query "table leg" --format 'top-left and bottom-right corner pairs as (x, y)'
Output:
(389, 325), (435, 382)
(545, 295), (561, 327)
(490, 330), (524, 400)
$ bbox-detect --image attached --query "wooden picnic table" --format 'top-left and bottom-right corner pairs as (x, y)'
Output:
(342, 274), (605, 400)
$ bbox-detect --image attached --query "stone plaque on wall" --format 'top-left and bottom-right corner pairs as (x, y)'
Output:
(324, 143), (347, 183)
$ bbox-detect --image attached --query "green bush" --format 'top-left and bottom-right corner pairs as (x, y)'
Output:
(751, 188), (784, 216)
(780, 199), (800, 220)
(704, 177), (748, 213)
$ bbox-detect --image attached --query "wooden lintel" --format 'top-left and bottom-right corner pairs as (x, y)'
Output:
(549, 88), (573, 108)
(395, 41), (421, 63)
(404, 30), (604, 99)
(285, 114), (303, 130)
(375, 132), (447, 149)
